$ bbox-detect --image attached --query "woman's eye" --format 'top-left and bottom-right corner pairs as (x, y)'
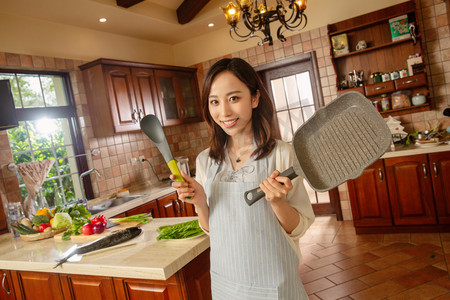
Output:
(229, 96), (238, 102)
(209, 99), (218, 105)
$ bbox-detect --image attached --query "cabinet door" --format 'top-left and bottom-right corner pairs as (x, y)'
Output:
(158, 193), (183, 217)
(0, 196), (8, 235)
(385, 155), (437, 225)
(429, 151), (450, 224)
(126, 200), (161, 218)
(1, 270), (14, 300)
(154, 70), (202, 126)
(347, 160), (392, 227)
(131, 68), (161, 120)
(11, 270), (63, 300)
(104, 65), (140, 133)
(180, 249), (211, 300)
(114, 276), (183, 300)
(60, 274), (116, 300)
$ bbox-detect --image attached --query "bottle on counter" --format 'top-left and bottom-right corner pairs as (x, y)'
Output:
(381, 94), (391, 111)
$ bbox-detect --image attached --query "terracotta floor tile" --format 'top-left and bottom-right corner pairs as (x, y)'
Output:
(315, 279), (369, 300)
(298, 263), (312, 274)
(383, 233), (411, 243)
(398, 251), (445, 271)
(327, 264), (376, 285)
(401, 243), (442, 257)
(304, 278), (336, 295)
(433, 260), (449, 272)
(370, 243), (415, 257)
(340, 242), (385, 257)
(442, 241), (450, 254)
(333, 252), (379, 270)
(433, 293), (450, 300)
(365, 252), (414, 270)
(440, 233), (450, 241)
(433, 275), (450, 290)
(393, 265), (448, 288)
(304, 253), (349, 269)
(410, 233), (442, 246)
(359, 266), (410, 286)
(312, 243), (354, 258)
(387, 282), (448, 300)
(301, 264), (343, 284)
(350, 280), (406, 300)
(307, 294), (321, 300)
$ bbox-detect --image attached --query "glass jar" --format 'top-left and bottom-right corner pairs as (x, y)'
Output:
(381, 94), (391, 111)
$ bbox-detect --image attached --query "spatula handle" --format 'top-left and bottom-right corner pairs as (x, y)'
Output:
(244, 167), (298, 206)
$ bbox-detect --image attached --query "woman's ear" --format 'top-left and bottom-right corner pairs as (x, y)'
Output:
(252, 90), (260, 108)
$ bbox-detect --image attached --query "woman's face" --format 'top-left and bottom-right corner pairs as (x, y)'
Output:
(208, 71), (259, 138)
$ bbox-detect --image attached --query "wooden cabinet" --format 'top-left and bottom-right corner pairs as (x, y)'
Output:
(60, 274), (116, 300)
(126, 198), (161, 218)
(80, 58), (202, 136)
(329, 1), (431, 117)
(158, 193), (184, 218)
(429, 152), (450, 224)
(348, 151), (450, 233)
(1, 270), (14, 300)
(10, 270), (63, 300)
(154, 69), (202, 126)
(7, 249), (211, 300)
(385, 154), (437, 225)
(347, 160), (392, 227)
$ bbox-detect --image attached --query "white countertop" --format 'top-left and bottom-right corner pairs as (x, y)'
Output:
(381, 142), (450, 159)
(0, 217), (209, 280)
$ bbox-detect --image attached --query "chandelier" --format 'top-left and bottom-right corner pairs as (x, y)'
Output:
(221, 0), (307, 46)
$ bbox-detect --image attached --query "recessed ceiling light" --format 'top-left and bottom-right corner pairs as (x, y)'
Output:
(99, 18), (107, 23)
(208, 23), (214, 27)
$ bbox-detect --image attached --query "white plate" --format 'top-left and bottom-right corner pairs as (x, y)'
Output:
(414, 141), (444, 147)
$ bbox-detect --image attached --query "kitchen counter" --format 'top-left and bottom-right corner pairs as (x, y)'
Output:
(0, 217), (209, 281)
(381, 142), (450, 159)
(87, 181), (177, 218)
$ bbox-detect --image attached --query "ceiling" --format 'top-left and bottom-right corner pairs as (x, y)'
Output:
(0, 0), (230, 45)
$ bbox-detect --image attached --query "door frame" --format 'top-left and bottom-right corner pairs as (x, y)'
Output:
(255, 52), (343, 220)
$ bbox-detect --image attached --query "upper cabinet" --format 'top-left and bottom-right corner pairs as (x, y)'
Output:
(328, 1), (431, 117)
(80, 59), (202, 136)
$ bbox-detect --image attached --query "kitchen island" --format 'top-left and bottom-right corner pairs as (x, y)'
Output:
(0, 217), (211, 300)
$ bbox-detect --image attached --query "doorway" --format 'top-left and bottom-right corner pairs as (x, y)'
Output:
(256, 52), (342, 219)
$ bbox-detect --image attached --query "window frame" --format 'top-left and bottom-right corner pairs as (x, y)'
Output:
(0, 68), (93, 201)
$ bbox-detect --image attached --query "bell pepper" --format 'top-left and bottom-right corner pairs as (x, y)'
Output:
(38, 223), (51, 233)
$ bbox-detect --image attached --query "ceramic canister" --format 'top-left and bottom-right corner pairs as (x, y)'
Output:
(411, 93), (426, 105)
(381, 73), (391, 82)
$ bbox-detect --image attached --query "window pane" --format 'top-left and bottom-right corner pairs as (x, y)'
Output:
(303, 105), (316, 122)
(41, 76), (68, 107)
(53, 119), (73, 147)
(7, 122), (31, 152)
(296, 72), (314, 107)
(276, 111), (293, 142)
(289, 108), (304, 132)
(0, 74), (22, 108)
(62, 176), (76, 203)
(17, 74), (45, 107)
(284, 75), (301, 109)
(271, 78), (288, 111)
(28, 120), (53, 149)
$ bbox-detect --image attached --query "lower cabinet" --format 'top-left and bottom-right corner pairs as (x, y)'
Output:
(348, 151), (450, 233)
(1, 270), (14, 300)
(8, 249), (211, 300)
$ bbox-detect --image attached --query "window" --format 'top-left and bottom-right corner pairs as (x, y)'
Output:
(1, 70), (87, 208)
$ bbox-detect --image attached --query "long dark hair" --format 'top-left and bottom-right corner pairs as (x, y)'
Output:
(201, 58), (276, 163)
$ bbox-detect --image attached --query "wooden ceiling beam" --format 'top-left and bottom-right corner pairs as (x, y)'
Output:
(177, 0), (210, 24)
(116, 0), (144, 8)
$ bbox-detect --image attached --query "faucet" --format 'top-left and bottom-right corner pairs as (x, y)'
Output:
(79, 169), (101, 207)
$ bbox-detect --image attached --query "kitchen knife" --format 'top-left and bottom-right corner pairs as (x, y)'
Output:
(140, 114), (184, 182)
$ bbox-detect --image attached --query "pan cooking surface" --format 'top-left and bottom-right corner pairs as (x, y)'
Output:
(293, 92), (391, 191)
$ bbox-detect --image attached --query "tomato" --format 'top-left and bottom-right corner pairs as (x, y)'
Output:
(97, 215), (107, 226)
(81, 223), (94, 235)
(38, 223), (51, 233)
(92, 222), (106, 234)
(90, 217), (100, 224)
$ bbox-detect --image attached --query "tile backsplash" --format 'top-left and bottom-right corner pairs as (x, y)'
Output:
(1, 0), (449, 221)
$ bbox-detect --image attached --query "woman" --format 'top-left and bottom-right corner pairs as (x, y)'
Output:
(171, 58), (315, 299)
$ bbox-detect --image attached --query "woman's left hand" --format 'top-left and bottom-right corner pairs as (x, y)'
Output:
(259, 170), (293, 203)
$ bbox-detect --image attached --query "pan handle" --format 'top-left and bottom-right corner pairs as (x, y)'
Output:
(244, 167), (298, 206)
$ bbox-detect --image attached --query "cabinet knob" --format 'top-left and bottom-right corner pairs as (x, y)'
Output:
(132, 109), (139, 124)
(2, 273), (10, 295)
(378, 168), (383, 182)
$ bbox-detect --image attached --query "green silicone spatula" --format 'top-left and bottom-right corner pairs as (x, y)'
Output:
(140, 114), (184, 182)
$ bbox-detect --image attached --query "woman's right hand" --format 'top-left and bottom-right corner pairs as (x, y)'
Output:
(170, 170), (207, 208)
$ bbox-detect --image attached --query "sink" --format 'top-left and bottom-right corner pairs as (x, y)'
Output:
(88, 194), (145, 215)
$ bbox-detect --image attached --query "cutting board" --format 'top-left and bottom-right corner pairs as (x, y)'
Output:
(53, 220), (142, 243)
(20, 227), (67, 242)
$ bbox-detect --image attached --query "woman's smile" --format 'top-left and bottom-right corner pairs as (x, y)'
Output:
(221, 118), (238, 128)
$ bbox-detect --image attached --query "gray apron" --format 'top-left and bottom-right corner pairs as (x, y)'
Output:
(205, 157), (308, 300)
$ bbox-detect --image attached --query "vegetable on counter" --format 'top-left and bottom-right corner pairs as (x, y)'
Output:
(32, 215), (50, 227)
(115, 213), (152, 224)
(58, 203), (92, 241)
(9, 223), (39, 235)
(51, 212), (72, 229)
(156, 220), (203, 240)
(38, 223), (51, 233)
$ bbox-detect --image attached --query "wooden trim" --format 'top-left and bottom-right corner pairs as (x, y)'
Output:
(116, 0), (144, 8)
(177, 0), (211, 24)
(79, 58), (197, 73)
(355, 224), (450, 234)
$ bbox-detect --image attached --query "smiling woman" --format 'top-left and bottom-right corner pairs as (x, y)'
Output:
(0, 70), (89, 209)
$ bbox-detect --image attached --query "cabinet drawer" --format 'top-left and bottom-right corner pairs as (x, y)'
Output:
(337, 86), (364, 96)
(364, 81), (395, 96)
(394, 72), (426, 90)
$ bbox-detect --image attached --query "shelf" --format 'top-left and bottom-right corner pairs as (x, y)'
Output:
(380, 103), (431, 117)
(333, 36), (419, 59)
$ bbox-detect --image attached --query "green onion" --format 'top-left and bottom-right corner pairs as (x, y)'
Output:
(115, 213), (152, 224)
